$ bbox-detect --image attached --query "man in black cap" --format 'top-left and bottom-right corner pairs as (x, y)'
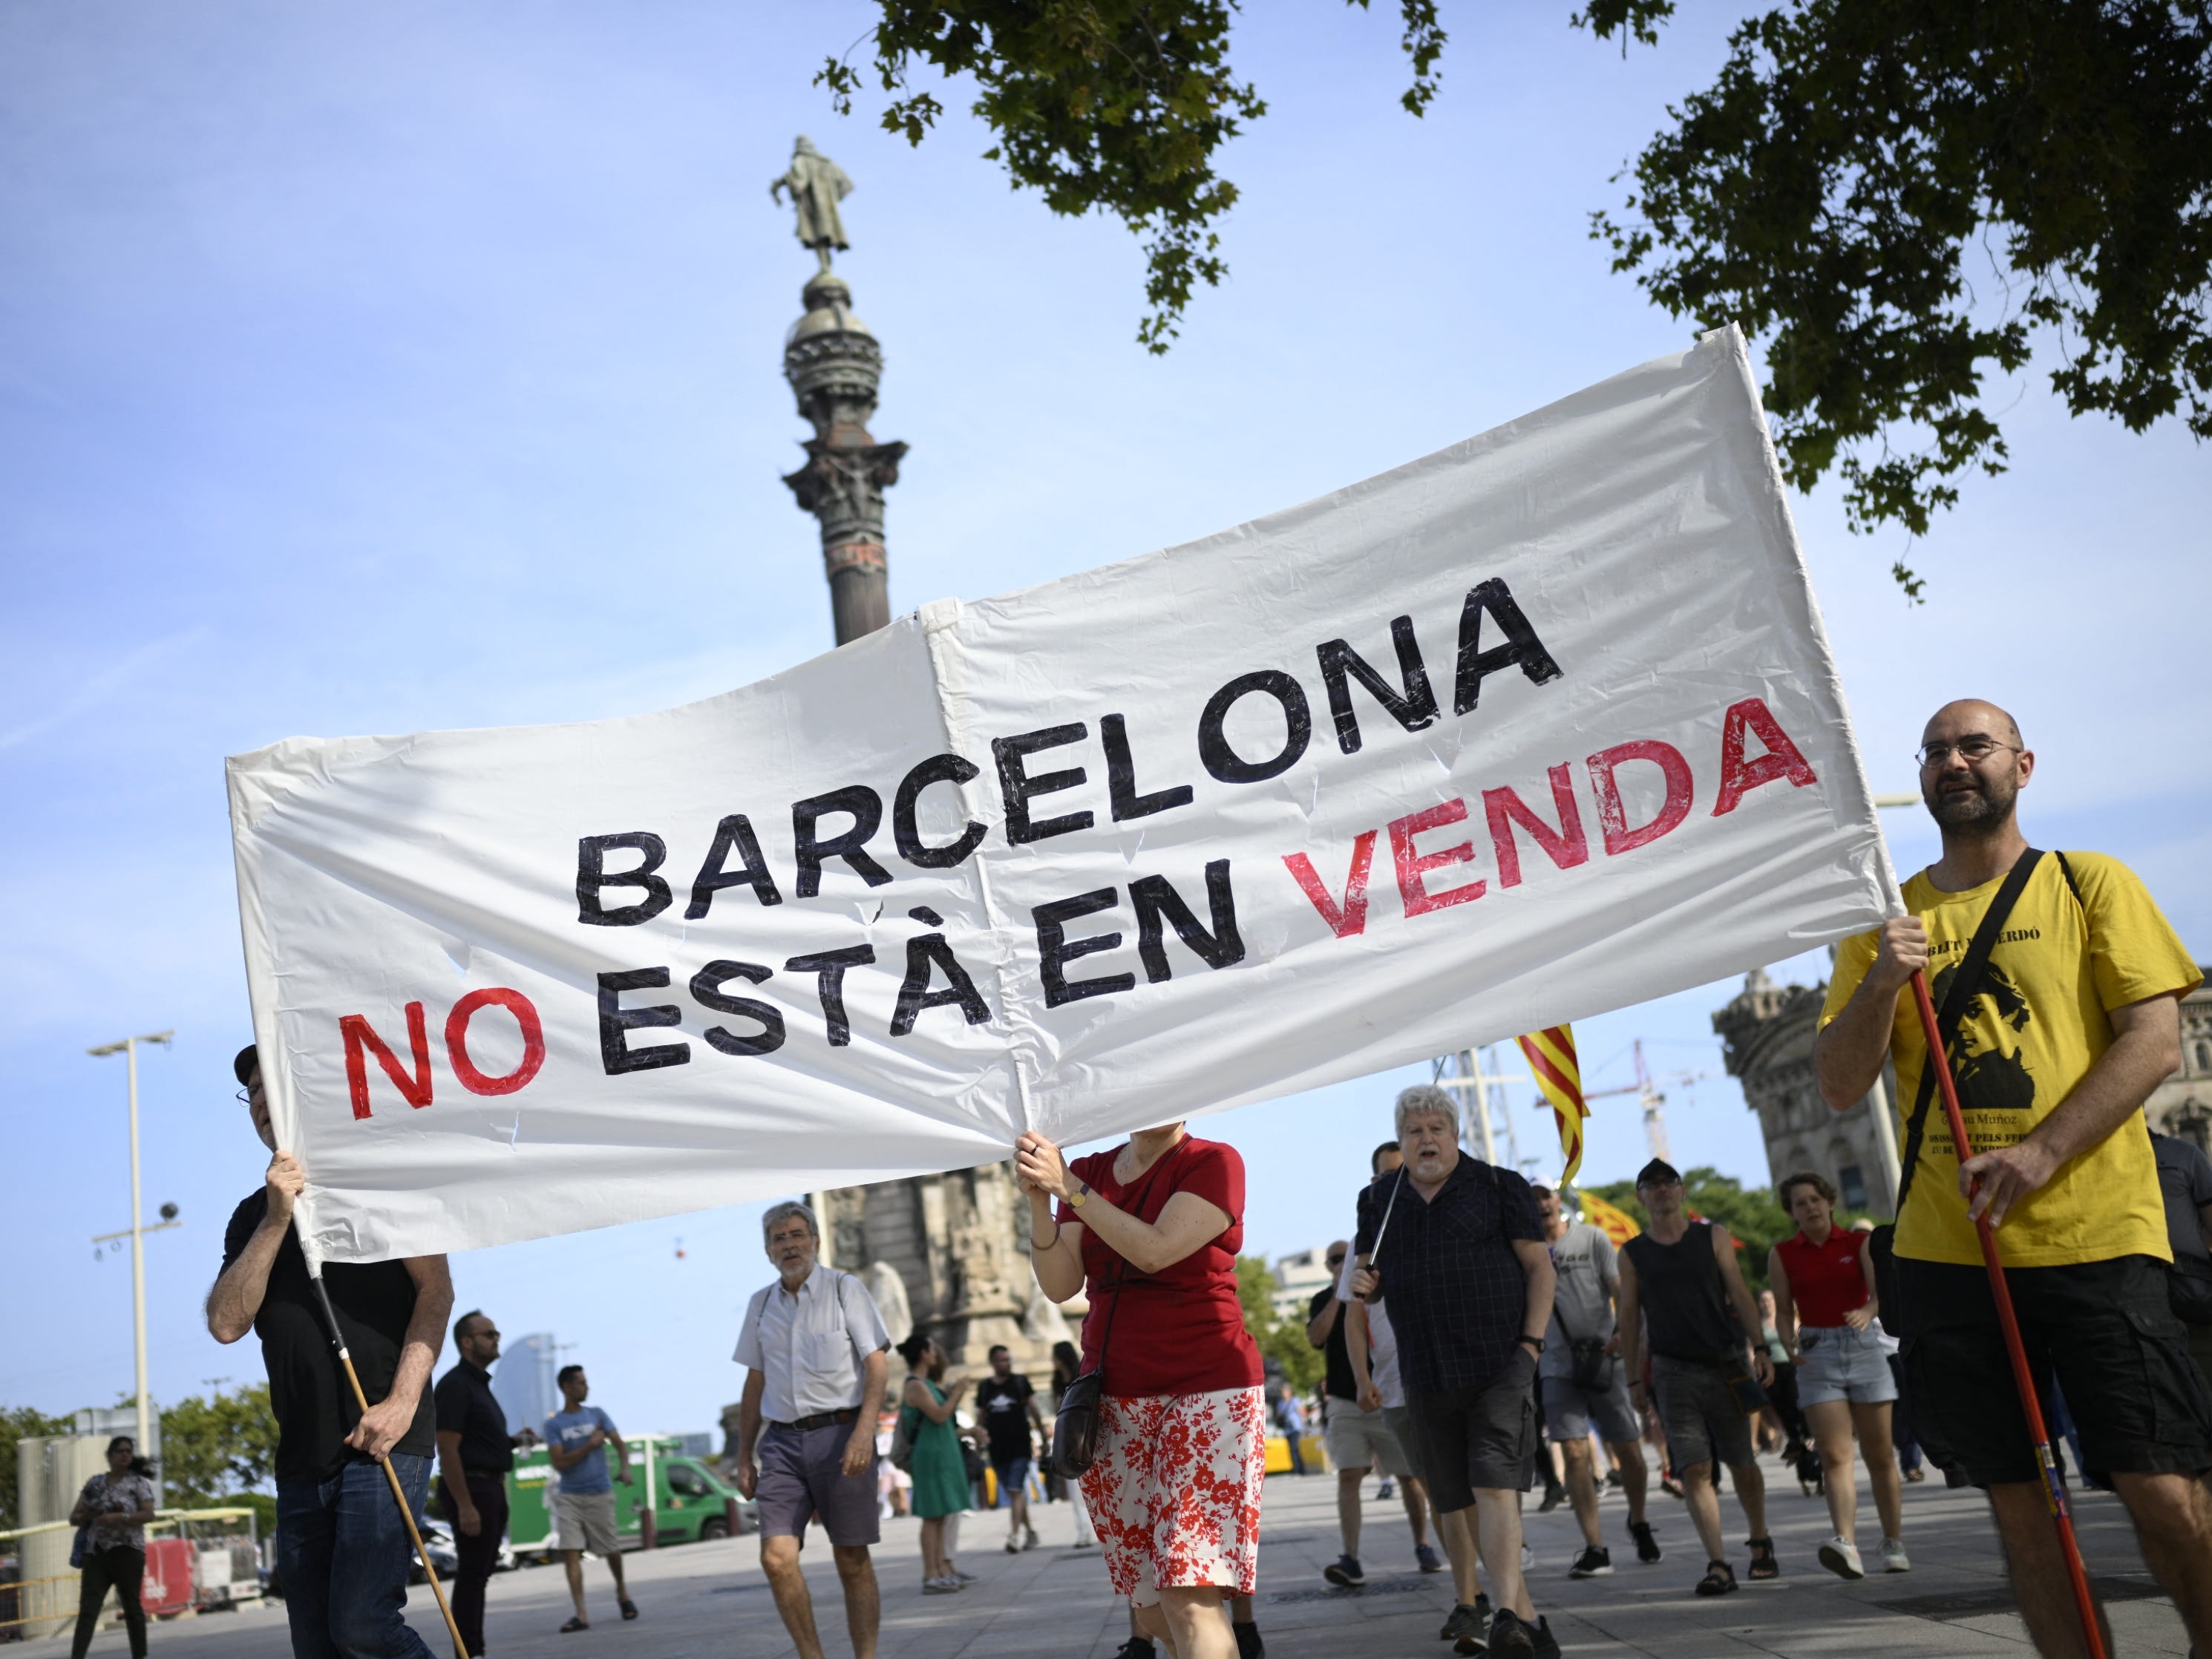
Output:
(207, 1044), (454, 1659)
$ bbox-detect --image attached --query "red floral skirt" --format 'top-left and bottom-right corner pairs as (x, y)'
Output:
(1080, 1386), (1265, 1606)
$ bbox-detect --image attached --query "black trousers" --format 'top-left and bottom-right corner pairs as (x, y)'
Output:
(71, 1545), (146, 1659)
(437, 1470), (508, 1657)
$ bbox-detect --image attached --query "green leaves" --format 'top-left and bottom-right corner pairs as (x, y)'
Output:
(158, 1383), (278, 1511)
(1586, 0), (2212, 592)
(822, 2), (1444, 350)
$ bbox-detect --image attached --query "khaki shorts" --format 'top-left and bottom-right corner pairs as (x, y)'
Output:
(554, 1489), (620, 1555)
(1322, 1396), (1412, 1478)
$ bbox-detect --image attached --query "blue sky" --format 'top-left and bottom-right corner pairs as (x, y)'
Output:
(5, 1), (2207, 1441)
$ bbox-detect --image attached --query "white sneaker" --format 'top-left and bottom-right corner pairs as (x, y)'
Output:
(1880, 1537), (1911, 1573)
(922, 1576), (961, 1594)
(1520, 1543), (1536, 1571)
(1817, 1536), (1865, 1580)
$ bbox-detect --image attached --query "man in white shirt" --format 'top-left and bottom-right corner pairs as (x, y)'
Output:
(734, 1201), (892, 1659)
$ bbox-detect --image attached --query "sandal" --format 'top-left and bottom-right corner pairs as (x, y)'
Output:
(560, 1616), (589, 1633)
(1694, 1560), (1737, 1597)
(619, 1598), (639, 1621)
(1747, 1537), (1779, 1580)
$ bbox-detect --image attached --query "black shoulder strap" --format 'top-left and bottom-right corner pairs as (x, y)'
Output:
(1894, 847), (2045, 1214)
(2052, 849), (2085, 912)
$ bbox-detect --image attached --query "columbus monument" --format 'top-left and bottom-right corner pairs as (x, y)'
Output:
(768, 137), (1067, 1370)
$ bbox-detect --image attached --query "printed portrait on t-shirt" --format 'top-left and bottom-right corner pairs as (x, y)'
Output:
(1934, 956), (2037, 1116)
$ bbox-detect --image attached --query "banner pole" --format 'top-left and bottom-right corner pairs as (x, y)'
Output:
(1905, 969), (2106, 1659)
(310, 1274), (468, 1659)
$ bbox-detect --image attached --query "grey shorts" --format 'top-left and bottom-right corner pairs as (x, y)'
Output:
(1794, 1325), (1898, 1407)
(1405, 1351), (1537, 1512)
(756, 1421), (880, 1548)
(1321, 1397), (1413, 1478)
(1651, 1355), (1755, 1472)
(553, 1489), (619, 1555)
(1541, 1372), (1641, 1445)
(1381, 1406), (1420, 1481)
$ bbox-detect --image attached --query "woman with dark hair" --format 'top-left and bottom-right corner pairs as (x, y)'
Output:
(896, 1332), (972, 1594)
(1018, 1121), (1264, 1659)
(1049, 1341), (1098, 1550)
(1769, 1171), (1907, 1580)
(69, 1435), (157, 1659)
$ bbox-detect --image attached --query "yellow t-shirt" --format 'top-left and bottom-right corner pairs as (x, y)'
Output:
(1819, 851), (2200, 1268)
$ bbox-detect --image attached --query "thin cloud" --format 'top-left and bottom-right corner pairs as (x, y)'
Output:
(0, 625), (209, 752)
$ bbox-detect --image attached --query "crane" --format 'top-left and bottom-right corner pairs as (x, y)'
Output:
(1583, 1040), (1707, 1163)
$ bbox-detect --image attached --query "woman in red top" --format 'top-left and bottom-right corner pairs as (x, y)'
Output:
(1768, 1172), (1905, 1581)
(1017, 1122), (1265, 1659)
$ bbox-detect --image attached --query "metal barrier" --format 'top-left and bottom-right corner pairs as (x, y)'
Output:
(0, 1507), (263, 1637)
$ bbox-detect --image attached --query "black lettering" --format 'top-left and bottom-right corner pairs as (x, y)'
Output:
(1102, 713), (1194, 822)
(1197, 670), (1312, 785)
(1453, 578), (1563, 716)
(1130, 860), (1246, 984)
(684, 815), (782, 919)
(689, 960), (785, 1057)
(596, 967), (689, 1073)
(993, 724), (1093, 845)
(784, 946), (876, 1047)
(893, 753), (987, 868)
(1318, 616), (1439, 755)
(577, 833), (673, 927)
(889, 935), (992, 1035)
(1033, 889), (1134, 1009)
(791, 786), (894, 897)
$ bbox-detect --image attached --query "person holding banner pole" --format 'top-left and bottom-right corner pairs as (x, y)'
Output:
(1017, 1122), (1266, 1659)
(209, 1046), (457, 1659)
(1814, 698), (2212, 1659)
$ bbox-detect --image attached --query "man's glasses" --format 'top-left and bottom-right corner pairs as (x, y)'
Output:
(1916, 736), (2020, 769)
(1326, 1255), (1346, 1268)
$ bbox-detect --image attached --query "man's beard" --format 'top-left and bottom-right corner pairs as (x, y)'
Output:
(1925, 771), (2017, 831)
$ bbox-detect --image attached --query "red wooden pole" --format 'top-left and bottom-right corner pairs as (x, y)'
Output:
(1906, 969), (2106, 1659)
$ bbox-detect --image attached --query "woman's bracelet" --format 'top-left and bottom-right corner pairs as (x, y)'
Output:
(1029, 1222), (1060, 1251)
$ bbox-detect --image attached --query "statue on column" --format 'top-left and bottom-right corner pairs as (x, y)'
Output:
(770, 135), (853, 272)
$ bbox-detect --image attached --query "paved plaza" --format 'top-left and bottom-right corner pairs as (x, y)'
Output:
(35, 1459), (2191, 1658)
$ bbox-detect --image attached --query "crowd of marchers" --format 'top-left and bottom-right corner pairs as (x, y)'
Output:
(50, 696), (2207, 1659)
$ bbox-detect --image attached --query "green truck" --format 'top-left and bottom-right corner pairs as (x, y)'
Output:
(504, 1435), (752, 1559)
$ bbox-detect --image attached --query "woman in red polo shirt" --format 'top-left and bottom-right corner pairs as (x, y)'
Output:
(1769, 1171), (1906, 1581)
(1017, 1122), (1264, 1659)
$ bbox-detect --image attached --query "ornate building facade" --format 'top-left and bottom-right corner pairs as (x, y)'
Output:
(1713, 964), (2212, 1213)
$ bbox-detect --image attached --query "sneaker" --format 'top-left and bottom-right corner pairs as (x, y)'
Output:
(1485, 1608), (1539, 1658)
(1024, 1526), (1040, 1551)
(1415, 1542), (1444, 1574)
(1902, 1465), (1927, 1483)
(1323, 1554), (1365, 1588)
(950, 1568), (978, 1585)
(1538, 1480), (1565, 1514)
(1519, 1543), (1536, 1572)
(1440, 1597), (1492, 1643)
(1568, 1545), (1612, 1578)
(1529, 1617), (1562, 1659)
(1112, 1640), (1158, 1659)
(1004, 1537), (1021, 1554)
(1817, 1536), (1865, 1580)
(1376, 1477), (1395, 1500)
(922, 1576), (961, 1594)
(1880, 1537), (1911, 1574)
(1628, 1520), (1661, 1563)
(1233, 1621), (1266, 1659)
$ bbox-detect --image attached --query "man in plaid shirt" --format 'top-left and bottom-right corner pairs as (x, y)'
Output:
(1354, 1084), (1557, 1659)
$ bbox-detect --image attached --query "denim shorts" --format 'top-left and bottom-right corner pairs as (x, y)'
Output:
(1793, 1324), (1898, 1407)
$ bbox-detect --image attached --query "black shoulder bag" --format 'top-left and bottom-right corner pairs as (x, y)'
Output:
(1050, 1139), (1188, 1479)
(1868, 847), (2045, 1336)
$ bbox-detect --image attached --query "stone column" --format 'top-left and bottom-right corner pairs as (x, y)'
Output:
(780, 272), (906, 646)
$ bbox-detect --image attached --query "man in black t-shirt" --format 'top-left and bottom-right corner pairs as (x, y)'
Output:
(207, 1044), (453, 1659)
(434, 1312), (537, 1655)
(973, 1345), (1049, 1553)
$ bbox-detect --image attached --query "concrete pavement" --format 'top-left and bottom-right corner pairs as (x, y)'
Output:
(35, 1455), (2193, 1657)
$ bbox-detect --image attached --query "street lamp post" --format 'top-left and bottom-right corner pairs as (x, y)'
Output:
(88, 1030), (174, 1455)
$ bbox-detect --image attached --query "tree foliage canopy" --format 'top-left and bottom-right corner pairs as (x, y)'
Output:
(1236, 1254), (1326, 1395)
(1582, 1165), (1799, 1288)
(159, 1384), (278, 1511)
(821, 1), (2209, 587)
(0, 1404), (73, 1531)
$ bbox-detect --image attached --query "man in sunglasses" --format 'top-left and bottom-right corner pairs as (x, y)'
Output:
(1814, 698), (2212, 1657)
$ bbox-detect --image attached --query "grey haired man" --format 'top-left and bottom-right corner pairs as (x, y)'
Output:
(734, 1200), (892, 1659)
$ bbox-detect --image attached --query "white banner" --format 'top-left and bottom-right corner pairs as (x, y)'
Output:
(230, 327), (1899, 1264)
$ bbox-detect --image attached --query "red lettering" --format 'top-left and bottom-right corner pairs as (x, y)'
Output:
(1588, 740), (1693, 855)
(340, 1003), (432, 1121)
(1283, 831), (1378, 939)
(445, 988), (547, 1096)
(1389, 799), (1486, 917)
(1482, 765), (1588, 888)
(1712, 696), (1819, 815)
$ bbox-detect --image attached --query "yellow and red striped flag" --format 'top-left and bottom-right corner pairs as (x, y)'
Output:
(1515, 1024), (1589, 1185)
(1577, 1191), (1643, 1247)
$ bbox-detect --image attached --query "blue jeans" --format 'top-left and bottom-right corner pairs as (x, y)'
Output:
(277, 1453), (436, 1659)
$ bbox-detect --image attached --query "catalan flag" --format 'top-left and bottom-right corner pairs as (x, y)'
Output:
(1577, 1191), (1643, 1247)
(1515, 1024), (1588, 1185)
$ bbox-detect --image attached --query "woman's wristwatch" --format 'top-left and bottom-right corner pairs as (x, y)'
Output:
(1067, 1179), (1090, 1208)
